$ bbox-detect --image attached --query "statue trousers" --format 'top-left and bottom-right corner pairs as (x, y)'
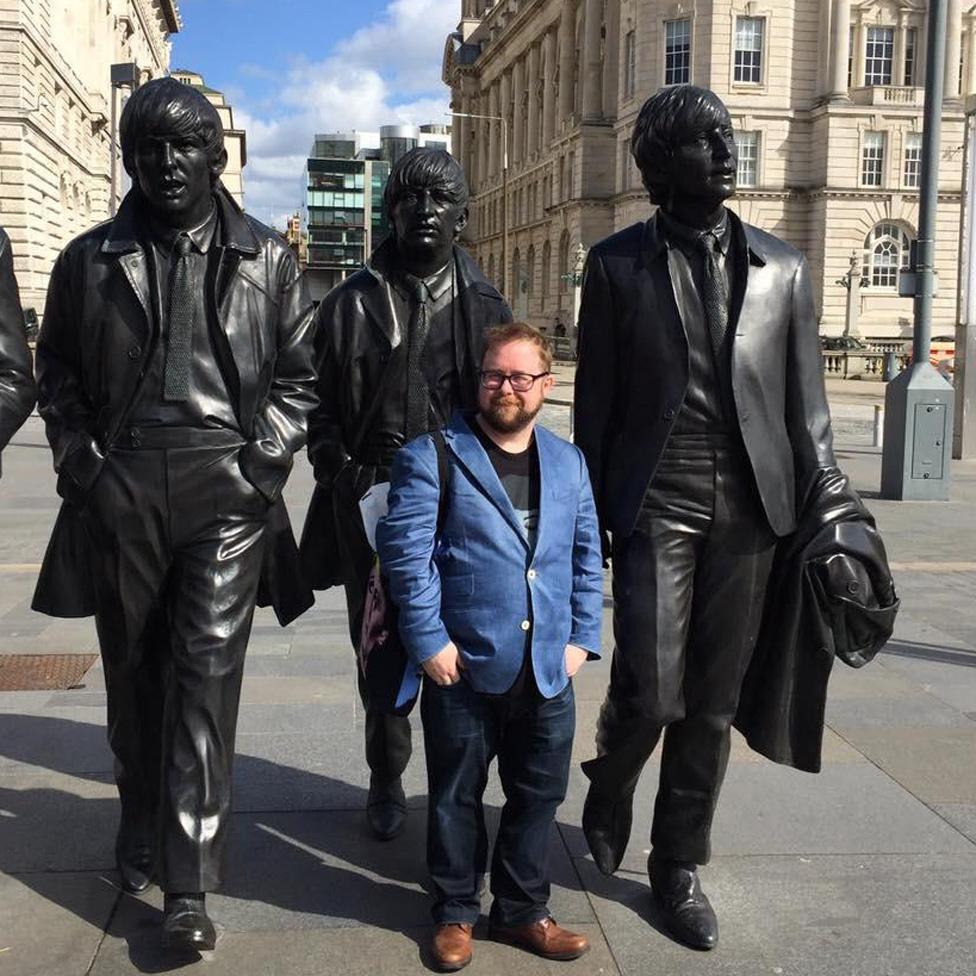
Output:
(583, 432), (776, 864)
(83, 431), (268, 892)
(333, 460), (412, 784)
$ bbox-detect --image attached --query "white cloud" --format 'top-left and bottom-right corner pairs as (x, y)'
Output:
(232, 0), (458, 227)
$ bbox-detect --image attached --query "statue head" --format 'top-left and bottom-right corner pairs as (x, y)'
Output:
(119, 77), (227, 230)
(384, 147), (468, 277)
(630, 85), (737, 217)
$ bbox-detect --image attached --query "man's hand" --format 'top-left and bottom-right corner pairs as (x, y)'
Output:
(564, 644), (589, 678)
(422, 641), (464, 686)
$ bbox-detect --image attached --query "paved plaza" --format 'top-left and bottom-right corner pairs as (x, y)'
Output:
(1, 378), (975, 975)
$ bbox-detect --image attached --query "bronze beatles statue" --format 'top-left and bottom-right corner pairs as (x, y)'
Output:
(32, 77), (316, 951)
(575, 85), (897, 950)
(0, 226), (35, 473)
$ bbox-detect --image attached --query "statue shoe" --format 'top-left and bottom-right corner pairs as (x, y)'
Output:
(430, 923), (473, 972)
(160, 893), (216, 952)
(647, 853), (718, 951)
(366, 774), (407, 841)
(489, 915), (590, 961)
(115, 825), (154, 894)
(582, 783), (634, 876)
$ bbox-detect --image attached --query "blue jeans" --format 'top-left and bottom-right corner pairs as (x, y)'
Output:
(420, 672), (575, 926)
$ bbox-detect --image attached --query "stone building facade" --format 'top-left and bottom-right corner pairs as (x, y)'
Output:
(0, 0), (180, 315)
(444, 1), (972, 340)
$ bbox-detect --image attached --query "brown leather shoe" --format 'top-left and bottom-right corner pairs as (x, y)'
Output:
(490, 916), (589, 961)
(431, 923), (473, 972)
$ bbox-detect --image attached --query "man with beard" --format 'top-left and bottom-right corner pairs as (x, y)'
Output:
(377, 323), (603, 971)
(301, 148), (511, 841)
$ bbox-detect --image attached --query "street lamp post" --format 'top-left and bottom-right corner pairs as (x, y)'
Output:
(109, 63), (140, 217)
(449, 110), (509, 300)
(880, 0), (955, 499)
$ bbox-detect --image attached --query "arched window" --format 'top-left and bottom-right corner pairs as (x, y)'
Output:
(558, 231), (570, 293)
(526, 245), (536, 303)
(863, 222), (911, 290)
(541, 240), (552, 301)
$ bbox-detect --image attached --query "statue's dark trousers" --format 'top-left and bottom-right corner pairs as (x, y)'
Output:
(85, 430), (267, 892)
(583, 434), (776, 864)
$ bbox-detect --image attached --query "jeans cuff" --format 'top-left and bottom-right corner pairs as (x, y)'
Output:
(488, 902), (550, 929)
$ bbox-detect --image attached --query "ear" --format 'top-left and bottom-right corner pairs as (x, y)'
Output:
(210, 146), (228, 181)
(453, 204), (469, 237)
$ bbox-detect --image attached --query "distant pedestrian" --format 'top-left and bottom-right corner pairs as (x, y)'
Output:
(377, 323), (603, 971)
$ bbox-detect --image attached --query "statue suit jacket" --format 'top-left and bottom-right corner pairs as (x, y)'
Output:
(575, 209), (835, 540)
(31, 185), (317, 625)
(0, 227), (36, 474)
(300, 240), (512, 590)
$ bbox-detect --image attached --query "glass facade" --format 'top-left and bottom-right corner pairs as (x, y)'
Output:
(305, 156), (391, 273)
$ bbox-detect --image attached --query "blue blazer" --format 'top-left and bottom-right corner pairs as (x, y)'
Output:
(376, 412), (604, 703)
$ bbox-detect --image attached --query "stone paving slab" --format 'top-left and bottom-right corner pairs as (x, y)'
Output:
(0, 871), (118, 976)
(837, 726), (976, 805)
(576, 852), (976, 976)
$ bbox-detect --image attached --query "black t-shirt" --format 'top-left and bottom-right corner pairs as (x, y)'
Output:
(472, 419), (540, 547)
(471, 417), (541, 698)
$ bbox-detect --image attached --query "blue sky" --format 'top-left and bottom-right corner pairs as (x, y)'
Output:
(171, 0), (458, 225)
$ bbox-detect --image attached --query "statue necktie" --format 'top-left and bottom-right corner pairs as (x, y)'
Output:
(163, 233), (194, 402)
(697, 232), (729, 357)
(404, 275), (430, 439)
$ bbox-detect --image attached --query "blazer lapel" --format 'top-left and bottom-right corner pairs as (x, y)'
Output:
(532, 426), (559, 558)
(730, 216), (769, 341)
(445, 416), (530, 548)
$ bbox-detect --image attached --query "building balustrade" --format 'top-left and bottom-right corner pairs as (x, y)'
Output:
(849, 85), (924, 107)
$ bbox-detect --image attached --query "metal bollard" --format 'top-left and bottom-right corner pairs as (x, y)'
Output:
(883, 351), (899, 381)
(873, 404), (884, 447)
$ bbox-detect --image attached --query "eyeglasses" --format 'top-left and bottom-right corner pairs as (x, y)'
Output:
(479, 369), (550, 392)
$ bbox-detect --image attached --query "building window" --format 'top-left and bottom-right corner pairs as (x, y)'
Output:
(558, 231), (570, 294)
(863, 222), (911, 290)
(848, 26), (854, 88)
(904, 132), (922, 188)
(904, 27), (917, 86)
(625, 30), (637, 99)
(865, 26), (894, 86)
(541, 240), (551, 300)
(735, 131), (760, 187)
(861, 131), (885, 186)
(665, 19), (691, 85)
(734, 17), (764, 84)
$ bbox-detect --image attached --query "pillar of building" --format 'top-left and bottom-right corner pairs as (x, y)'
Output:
(968, 20), (976, 95)
(602, 0), (620, 120)
(893, 13), (907, 87)
(512, 58), (525, 163)
(455, 95), (468, 178)
(829, 0), (852, 98)
(581, 0), (603, 120)
(946, 0), (963, 98)
(527, 43), (540, 158)
(488, 82), (499, 178)
(542, 28), (557, 143)
(500, 70), (511, 172)
(558, 2), (575, 122)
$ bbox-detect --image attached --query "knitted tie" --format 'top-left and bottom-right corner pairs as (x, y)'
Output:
(163, 233), (194, 401)
(697, 231), (729, 356)
(404, 275), (430, 439)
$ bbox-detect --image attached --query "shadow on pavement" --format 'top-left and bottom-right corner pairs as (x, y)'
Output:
(0, 712), (593, 973)
(882, 639), (976, 668)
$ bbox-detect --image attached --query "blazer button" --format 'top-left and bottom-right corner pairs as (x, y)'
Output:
(527, 568), (537, 580)
(127, 345), (141, 360)
(664, 408), (676, 420)
(520, 619), (531, 631)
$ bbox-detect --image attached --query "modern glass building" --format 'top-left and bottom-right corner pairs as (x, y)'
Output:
(303, 125), (451, 300)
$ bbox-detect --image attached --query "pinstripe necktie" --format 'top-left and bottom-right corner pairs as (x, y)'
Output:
(404, 274), (430, 439)
(697, 232), (729, 356)
(163, 233), (194, 401)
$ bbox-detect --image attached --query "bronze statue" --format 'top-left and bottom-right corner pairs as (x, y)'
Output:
(300, 148), (512, 842)
(0, 227), (35, 472)
(574, 85), (896, 951)
(32, 77), (316, 952)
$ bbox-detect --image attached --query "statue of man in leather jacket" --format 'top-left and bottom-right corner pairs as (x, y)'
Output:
(300, 148), (512, 842)
(33, 78), (316, 952)
(574, 85), (894, 952)
(0, 227), (35, 476)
